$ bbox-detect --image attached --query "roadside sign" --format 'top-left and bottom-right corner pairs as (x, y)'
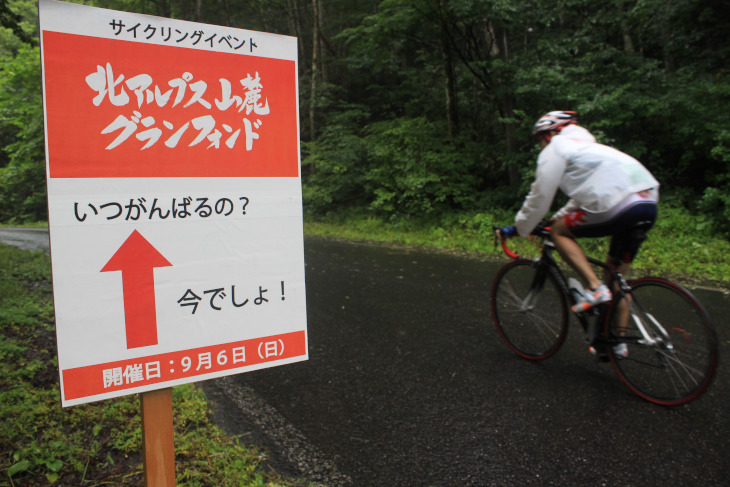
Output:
(39, 0), (307, 407)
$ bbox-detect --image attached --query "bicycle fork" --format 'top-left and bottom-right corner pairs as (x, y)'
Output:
(516, 263), (550, 311)
(627, 297), (673, 349)
(607, 278), (676, 355)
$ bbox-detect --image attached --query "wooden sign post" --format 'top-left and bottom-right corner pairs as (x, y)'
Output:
(141, 389), (176, 487)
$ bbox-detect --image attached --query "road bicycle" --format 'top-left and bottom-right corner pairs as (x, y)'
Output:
(490, 223), (718, 406)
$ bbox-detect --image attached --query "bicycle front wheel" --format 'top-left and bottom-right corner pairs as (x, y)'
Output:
(606, 277), (718, 406)
(491, 259), (569, 360)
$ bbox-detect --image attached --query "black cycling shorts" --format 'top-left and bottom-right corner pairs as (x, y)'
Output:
(565, 198), (658, 264)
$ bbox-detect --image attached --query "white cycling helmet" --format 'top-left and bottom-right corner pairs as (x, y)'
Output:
(532, 111), (578, 138)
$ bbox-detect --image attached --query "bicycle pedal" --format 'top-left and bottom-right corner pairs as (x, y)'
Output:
(588, 346), (609, 362)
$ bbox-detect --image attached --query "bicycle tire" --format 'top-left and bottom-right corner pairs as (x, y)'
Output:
(491, 259), (569, 360)
(606, 277), (718, 406)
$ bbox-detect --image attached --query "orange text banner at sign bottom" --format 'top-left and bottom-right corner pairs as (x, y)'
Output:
(62, 330), (306, 403)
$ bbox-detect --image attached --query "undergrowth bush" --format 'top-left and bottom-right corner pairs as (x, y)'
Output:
(305, 202), (730, 287)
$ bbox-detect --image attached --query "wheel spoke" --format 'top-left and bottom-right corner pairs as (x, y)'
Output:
(607, 278), (717, 405)
(491, 260), (568, 360)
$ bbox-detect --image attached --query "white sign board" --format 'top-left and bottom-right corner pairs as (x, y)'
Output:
(39, 0), (307, 406)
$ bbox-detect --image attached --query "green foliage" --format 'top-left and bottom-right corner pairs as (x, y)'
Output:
(672, 80), (730, 235)
(1, 0), (730, 239)
(0, 45), (47, 223)
(304, 115), (483, 219)
(698, 186), (730, 237)
(363, 117), (480, 218)
(302, 106), (371, 214)
(0, 0), (37, 56)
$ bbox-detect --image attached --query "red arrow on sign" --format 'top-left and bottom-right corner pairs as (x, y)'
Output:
(101, 230), (173, 349)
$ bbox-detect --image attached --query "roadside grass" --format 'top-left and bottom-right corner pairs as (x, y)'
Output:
(0, 243), (311, 487)
(304, 205), (730, 290)
(0, 221), (48, 228)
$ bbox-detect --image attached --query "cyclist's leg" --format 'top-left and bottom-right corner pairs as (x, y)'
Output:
(605, 199), (658, 337)
(550, 217), (603, 290)
(605, 255), (631, 340)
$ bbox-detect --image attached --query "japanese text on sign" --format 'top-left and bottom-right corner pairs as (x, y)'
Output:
(87, 66), (269, 151)
(178, 281), (285, 314)
(62, 331), (306, 401)
(73, 195), (250, 222)
(108, 19), (260, 53)
(42, 29), (299, 179)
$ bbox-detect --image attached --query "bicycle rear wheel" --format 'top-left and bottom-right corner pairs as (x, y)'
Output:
(491, 259), (569, 360)
(606, 277), (718, 406)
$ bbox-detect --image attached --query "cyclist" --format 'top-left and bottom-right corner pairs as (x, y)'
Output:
(499, 111), (659, 352)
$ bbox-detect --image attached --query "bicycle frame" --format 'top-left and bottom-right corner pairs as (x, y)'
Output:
(495, 229), (652, 348)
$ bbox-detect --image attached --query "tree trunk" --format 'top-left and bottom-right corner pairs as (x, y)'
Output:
(153, 0), (171, 19)
(309, 0), (320, 140)
(493, 26), (519, 189)
(616, 2), (635, 53)
(286, 0), (305, 60)
(318, 0), (327, 82)
(440, 26), (459, 138)
(499, 92), (519, 189)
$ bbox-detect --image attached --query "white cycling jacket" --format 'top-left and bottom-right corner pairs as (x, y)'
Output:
(514, 125), (660, 236)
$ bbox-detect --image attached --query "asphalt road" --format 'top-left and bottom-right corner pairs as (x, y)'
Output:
(2, 229), (728, 486)
(0, 227), (50, 253)
(204, 236), (730, 487)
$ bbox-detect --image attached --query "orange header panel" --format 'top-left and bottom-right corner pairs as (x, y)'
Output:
(43, 31), (299, 178)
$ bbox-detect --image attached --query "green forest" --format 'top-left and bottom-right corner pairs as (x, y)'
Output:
(2, 0), (729, 234)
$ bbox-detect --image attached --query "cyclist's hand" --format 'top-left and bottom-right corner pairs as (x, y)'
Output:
(499, 225), (518, 239)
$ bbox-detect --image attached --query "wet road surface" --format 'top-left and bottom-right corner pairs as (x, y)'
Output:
(0, 227), (50, 253)
(2, 229), (728, 486)
(204, 236), (730, 487)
